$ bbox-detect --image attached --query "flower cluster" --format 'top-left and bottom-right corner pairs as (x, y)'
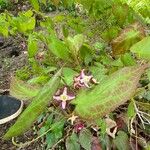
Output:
(53, 69), (98, 110)
(73, 69), (98, 89)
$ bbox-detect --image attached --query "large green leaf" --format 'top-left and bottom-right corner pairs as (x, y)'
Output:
(130, 36), (150, 61)
(4, 69), (62, 139)
(73, 65), (147, 120)
(10, 76), (40, 100)
(48, 36), (71, 61)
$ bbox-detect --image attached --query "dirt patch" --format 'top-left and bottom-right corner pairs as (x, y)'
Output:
(0, 36), (27, 90)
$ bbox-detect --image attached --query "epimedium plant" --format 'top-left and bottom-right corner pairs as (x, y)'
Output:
(0, 1), (150, 149)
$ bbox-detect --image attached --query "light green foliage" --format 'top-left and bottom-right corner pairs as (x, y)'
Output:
(89, 62), (107, 81)
(66, 34), (84, 56)
(4, 69), (62, 139)
(66, 34), (86, 64)
(0, 10), (36, 36)
(0, 13), (10, 37)
(48, 35), (71, 61)
(10, 76), (40, 100)
(123, 0), (150, 24)
(63, 67), (78, 86)
(29, 0), (40, 11)
(11, 10), (36, 33)
(28, 33), (38, 58)
(73, 65), (147, 120)
(27, 75), (50, 84)
(121, 53), (136, 66)
(66, 132), (80, 150)
(130, 36), (150, 61)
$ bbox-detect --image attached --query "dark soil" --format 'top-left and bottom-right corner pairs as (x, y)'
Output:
(0, 36), (27, 90)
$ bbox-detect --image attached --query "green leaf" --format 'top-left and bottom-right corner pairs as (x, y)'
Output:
(113, 131), (130, 150)
(23, 10), (33, 17)
(73, 65), (147, 120)
(130, 36), (150, 61)
(66, 132), (80, 150)
(48, 37), (71, 61)
(46, 119), (65, 149)
(0, 14), (9, 37)
(12, 11), (36, 33)
(121, 53), (136, 66)
(89, 62), (107, 81)
(96, 119), (107, 135)
(101, 26), (120, 42)
(27, 75), (49, 84)
(10, 76), (40, 100)
(29, 0), (40, 11)
(4, 69), (62, 139)
(127, 101), (136, 119)
(28, 34), (38, 58)
(66, 34), (84, 55)
(80, 44), (93, 65)
(111, 58), (124, 67)
(63, 68), (78, 86)
(79, 129), (92, 150)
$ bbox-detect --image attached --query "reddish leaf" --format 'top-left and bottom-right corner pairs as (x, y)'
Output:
(91, 136), (102, 150)
(111, 22), (145, 56)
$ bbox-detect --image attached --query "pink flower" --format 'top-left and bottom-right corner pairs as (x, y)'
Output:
(74, 122), (85, 133)
(53, 87), (75, 109)
(73, 69), (98, 89)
